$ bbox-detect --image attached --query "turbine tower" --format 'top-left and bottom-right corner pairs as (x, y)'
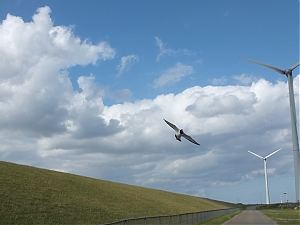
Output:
(240, 57), (300, 202)
(248, 148), (282, 204)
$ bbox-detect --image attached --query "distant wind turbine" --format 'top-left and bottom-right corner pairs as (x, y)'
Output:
(240, 57), (300, 203)
(248, 148), (282, 204)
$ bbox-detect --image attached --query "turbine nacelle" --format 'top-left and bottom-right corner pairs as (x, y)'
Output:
(285, 69), (292, 76)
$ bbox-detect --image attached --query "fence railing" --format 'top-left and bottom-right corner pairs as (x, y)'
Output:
(101, 207), (241, 225)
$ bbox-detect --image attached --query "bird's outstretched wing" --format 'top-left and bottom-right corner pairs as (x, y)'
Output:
(163, 119), (179, 132)
(182, 133), (200, 145)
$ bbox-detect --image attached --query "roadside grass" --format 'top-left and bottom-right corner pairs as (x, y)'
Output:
(260, 208), (300, 225)
(0, 161), (240, 224)
(197, 210), (243, 224)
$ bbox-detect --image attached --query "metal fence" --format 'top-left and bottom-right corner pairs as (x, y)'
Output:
(101, 207), (241, 225)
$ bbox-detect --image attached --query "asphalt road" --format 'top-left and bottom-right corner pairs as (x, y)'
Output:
(222, 205), (277, 225)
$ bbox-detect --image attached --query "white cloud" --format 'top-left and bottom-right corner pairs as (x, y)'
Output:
(155, 37), (176, 61)
(211, 76), (227, 85)
(0, 6), (116, 139)
(96, 76), (297, 193)
(0, 6), (115, 86)
(234, 73), (257, 85)
(153, 62), (194, 88)
(155, 37), (195, 61)
(117, 54), (139, 76)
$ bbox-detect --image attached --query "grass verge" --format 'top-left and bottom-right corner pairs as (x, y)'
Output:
(260, 209), (300, 225)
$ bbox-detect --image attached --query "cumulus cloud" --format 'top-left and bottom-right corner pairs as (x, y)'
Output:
(0, 6), (298, 203)
(103, 77), (297, 194)
(153, 62), (194, 88)
(0, 6), (115, 85)
(0, 6), (116, 139)
(117, 54), (139, 76)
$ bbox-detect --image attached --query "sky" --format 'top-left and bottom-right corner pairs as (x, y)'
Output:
(0, 0), (299, 205)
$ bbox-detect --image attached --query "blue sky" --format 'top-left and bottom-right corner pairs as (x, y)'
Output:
(0, 0), (299, 205)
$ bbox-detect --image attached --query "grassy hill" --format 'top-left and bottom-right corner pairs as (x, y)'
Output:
(0, 161), (241, 224)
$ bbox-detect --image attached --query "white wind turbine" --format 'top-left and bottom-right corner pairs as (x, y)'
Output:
(240, 57), (300, 202)
(248, 148), (282, 204)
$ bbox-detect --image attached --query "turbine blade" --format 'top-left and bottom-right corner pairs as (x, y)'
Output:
(240, 57), (285, 75)
(248, 150), (264, 159)
(265, 148), (282, 159)
(290, 62), (300, 71)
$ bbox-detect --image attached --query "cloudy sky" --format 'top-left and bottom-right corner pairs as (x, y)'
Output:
(0, 0), (299, 204)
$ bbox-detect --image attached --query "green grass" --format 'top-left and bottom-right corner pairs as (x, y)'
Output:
(197, 210), (243, 224)
(0, 161), (241, 224)
(260, 209), (300, 225)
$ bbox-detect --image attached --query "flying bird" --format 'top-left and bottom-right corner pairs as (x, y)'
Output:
(164, 119), (200, 145)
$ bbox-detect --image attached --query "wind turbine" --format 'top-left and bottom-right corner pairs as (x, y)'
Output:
(248, 148), (282, 204)
(240, 57), (300, 203)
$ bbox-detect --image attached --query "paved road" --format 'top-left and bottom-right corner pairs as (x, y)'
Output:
(222, 205), (277, 225)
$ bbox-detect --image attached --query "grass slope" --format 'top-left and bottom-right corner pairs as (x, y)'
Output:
(0, 161), (240, 224)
